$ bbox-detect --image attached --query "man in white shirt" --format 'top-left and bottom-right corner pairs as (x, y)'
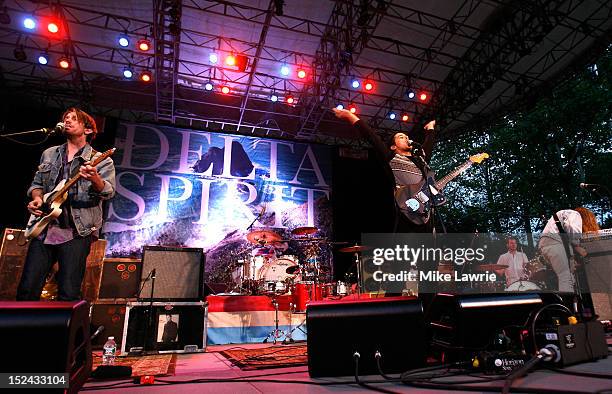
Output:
(496, 237), (529, 287)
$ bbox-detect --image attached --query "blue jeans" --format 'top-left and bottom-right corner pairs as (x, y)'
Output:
(17, 235), (93, 301)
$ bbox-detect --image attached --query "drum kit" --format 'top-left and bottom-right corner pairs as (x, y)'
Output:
(474, 254), (554, 292)
(227, 226), (357, 314)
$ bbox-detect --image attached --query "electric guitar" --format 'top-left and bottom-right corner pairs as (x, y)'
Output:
(395, 153), (489, 225)
(24, 148), (116, 240)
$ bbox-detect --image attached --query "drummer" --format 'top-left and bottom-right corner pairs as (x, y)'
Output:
(495, 237), (529, 287)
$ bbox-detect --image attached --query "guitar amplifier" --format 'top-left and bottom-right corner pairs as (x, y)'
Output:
(97, 258), (142, 301)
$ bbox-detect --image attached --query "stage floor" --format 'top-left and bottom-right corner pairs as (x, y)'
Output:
(82, 342), (612, 393)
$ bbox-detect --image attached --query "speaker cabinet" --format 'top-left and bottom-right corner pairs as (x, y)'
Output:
(0, 228), (29, 300)
(306, 297), (426, 377)
(0, 301), (92, 393)
(90, 302), (127, 349)
(140, 246), (204, 301)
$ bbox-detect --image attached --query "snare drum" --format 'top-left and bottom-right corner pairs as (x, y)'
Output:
(291, 282), (323, 312)
(504, 280), (541, 292)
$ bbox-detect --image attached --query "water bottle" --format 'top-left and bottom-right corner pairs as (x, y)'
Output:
(102, 336), (117, 365)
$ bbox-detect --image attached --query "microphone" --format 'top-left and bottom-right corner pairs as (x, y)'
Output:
(579, 183), (600, 189)
(90, 325), (105, 341)
(39, 122), (65, 135)
(151, 268), (156, 279)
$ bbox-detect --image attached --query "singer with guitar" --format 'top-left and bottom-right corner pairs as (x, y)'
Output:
(17, 108), (116, 301)
(333, 108), (488, 233)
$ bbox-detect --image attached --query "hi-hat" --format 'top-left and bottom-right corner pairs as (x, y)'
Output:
(291, 226), (318, 236)
(476, 264), (508, 271)
(338, 245), (372, 253)
(246, 229), (281, 244)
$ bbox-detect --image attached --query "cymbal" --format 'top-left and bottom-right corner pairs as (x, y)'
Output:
(476, 264), (508, 271)
(246, 229), (281, 244)
(291, 226), (318, 236)
(339, 245), (372, 253)
(293, 237), (327, 242)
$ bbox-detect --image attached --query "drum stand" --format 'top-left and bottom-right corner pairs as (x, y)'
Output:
(262, 297), (284, 344)
(283, 303), (306, 344)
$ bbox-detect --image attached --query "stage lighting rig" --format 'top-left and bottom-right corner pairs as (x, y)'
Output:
(274, 0), (284, 16)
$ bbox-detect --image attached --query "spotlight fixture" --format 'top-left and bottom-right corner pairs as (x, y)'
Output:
(297, 69), (306, 79)
(23, 17), (36, 30)
(348, 104), (357, 114)
(405, 89), (416, 99)
(13, 45), (26, 61)
(388, 112), (396, 120)
(419, 92), (428, 101)
(336, 104), (344, 110)
(351, 79), (360, 89)
(364, 80), (374, 91)
(47, 21), (59, 34)
(402, 114), (409, 122)
(140, 70), (152, 82)
(204, 82), (214, 91)
(270, 93), (278, 102)
(137, 38), (151, 51)
(58, 57), (71, 69)
(286, 95), (294, 104)
(209, 52), (218, 64)
(225, 54), (236, 66)
(37, 53), (49, 65)
(123, 67), (134, 79)
(221, 85), (230, 94)
(118, 34), (129, 47)
(280, 64), (290, 76)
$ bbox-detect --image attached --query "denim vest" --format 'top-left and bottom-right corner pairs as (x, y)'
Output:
(28, 143), (116, 237)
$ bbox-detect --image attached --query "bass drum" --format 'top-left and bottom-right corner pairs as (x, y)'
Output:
(505, 280), (541, 292)
(258, 257), (297, 283)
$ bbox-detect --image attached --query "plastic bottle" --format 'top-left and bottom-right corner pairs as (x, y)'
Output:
(102, 336), (117, 365)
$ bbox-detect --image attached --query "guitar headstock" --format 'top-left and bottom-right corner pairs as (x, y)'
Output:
(469, 153), (489, 164)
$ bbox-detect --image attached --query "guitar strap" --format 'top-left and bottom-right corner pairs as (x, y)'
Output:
(553, 211), (573, 261)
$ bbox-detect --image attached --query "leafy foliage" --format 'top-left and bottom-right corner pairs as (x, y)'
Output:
(431, 50), (612, 238)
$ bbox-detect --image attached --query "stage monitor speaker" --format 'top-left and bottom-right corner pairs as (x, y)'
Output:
(427, 293), (547, 361)
(96, 258), (142, 300)
(306, 297), (426, 377)
(0, 228), (29, 300)
(0, 301), (92, 393)
(140, 246), (204, 301)
(90, 302), (127, 349)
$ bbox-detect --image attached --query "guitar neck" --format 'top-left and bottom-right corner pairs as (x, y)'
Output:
(434, 160), (473, 190)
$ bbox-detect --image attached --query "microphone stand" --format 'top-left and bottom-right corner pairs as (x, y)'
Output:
(141, 269), (156, 354)
(0, 128), (54, 137)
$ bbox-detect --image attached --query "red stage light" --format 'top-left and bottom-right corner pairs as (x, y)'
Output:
(221, 85), (230, 94)
(364, 81), (374, 91)
(297, 69), (306, 79)
(348, 104), (357, 114)
(286, 95), (294, 104)
(47, 22), (59, 34)
(225, 54), (236, 67)
(137, 39), (151, 51)
(140, 71), (152, 82)
(58, 57), (70, 69)
(402, 114), (409, 122)
(419, 93), (428, 101)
